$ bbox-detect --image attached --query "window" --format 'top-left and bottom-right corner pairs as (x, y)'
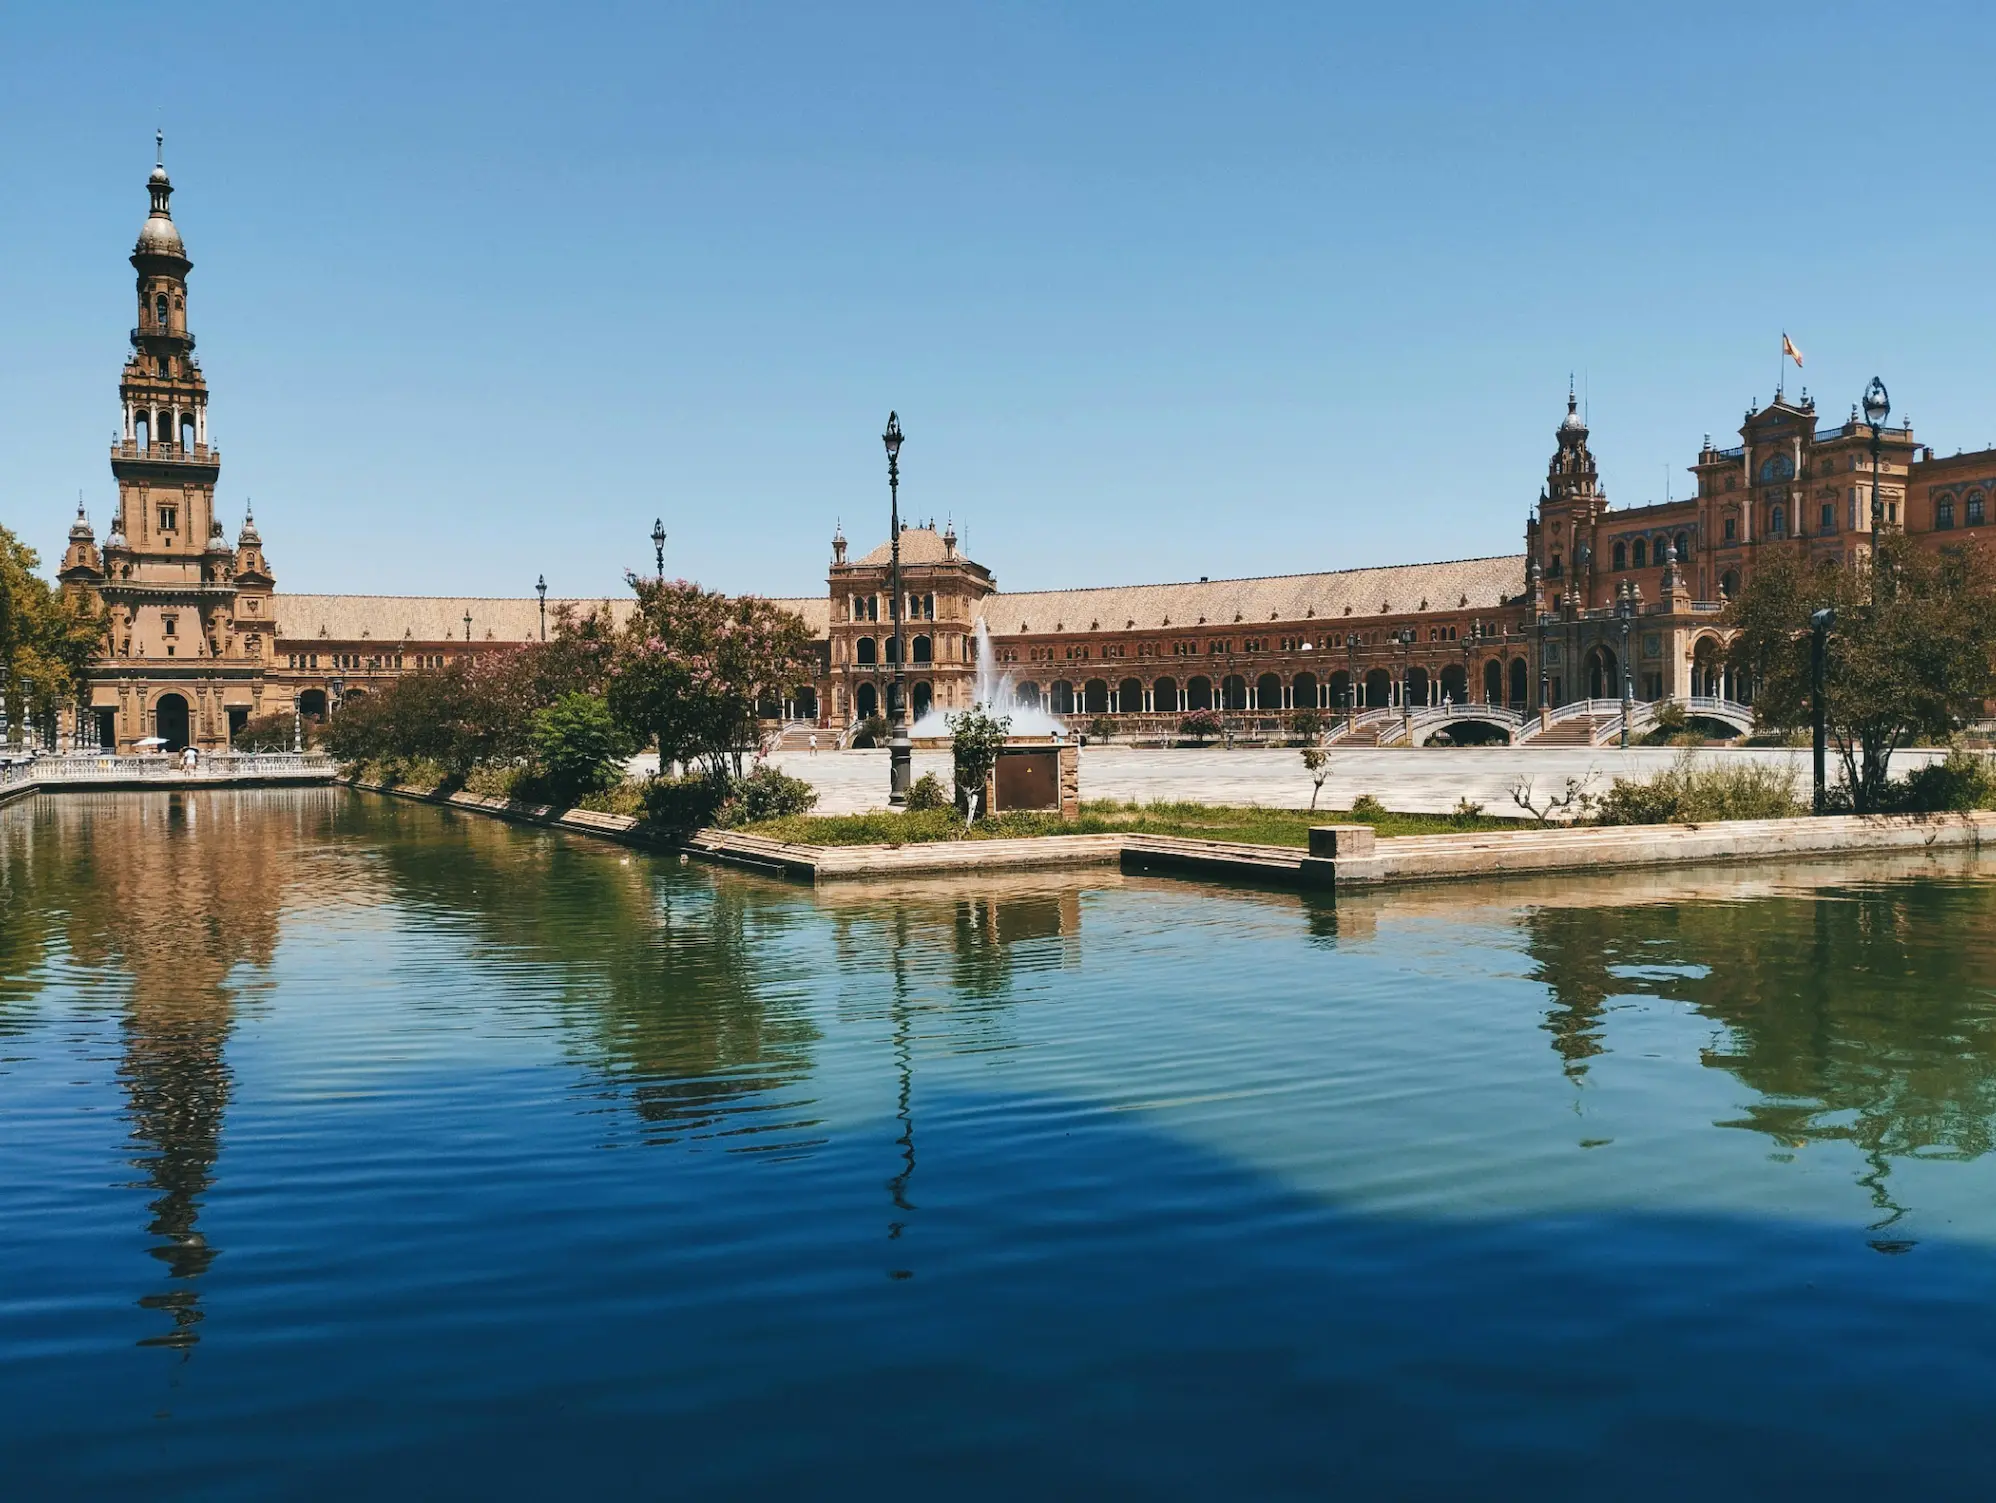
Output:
(154, 293), (168, 327)
(1820, 502), (1835, 532)
(158, 505), (178, 533)
(1770, 505), (1786, 536)
(1937, 499), (1956, 530)
(1724, 517), (1737, 542)
(1207, 639), (1230, 655)
(162, 616), (177, 636)
(1242, 637), (1265, 652)
(1759, 454), (1795, 482)
(1971, 494), (1987, 526)
(1632, 539), (1647, 568)
(1674, 532), (1689, 561)
(1172, 641), (1196, 657)
(1612, 541), (1626, 571)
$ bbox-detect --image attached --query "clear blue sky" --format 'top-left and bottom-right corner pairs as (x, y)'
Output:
(5, 1), (1996, 600)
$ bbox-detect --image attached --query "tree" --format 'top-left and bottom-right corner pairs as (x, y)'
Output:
(947, 704), (1011, 819)
(1179, 708), (1223, 745)
(530, 692), (627, 805)
(0, 526), (105, 747)
(1291, 707), (1325, 744)
(1725, 539), (1996, 811)
(606, 579), (814, 781)
(1301, 744), (1332, 809)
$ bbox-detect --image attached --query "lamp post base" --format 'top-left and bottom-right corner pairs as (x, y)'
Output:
(888, 734), (913, 806)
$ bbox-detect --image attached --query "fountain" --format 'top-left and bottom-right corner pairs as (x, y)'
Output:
(909, 618), (1067, 740)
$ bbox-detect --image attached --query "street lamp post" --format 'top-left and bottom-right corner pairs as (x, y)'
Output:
(536, 574), (547, 642)
(1538, 611), (1552, 717)
(1810, 607), (1836, 814)
(1344, 633), (1359, 722)
(463, 610), (472, 645)
(1396, 628), (1416, 730)
(652, 518), (667, 582)
(1863, 377), (1891, 602)
(1618, 582), (1634, 748)
(882, 412), (912, 806)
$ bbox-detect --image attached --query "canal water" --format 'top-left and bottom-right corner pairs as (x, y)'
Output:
(6, 790), (1996, 1497)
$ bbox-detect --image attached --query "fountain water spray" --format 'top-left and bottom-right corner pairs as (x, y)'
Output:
(909, 618), (1068, 738)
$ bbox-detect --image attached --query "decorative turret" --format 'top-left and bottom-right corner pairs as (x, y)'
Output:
(234, 502), (272, 584)
(1546, 381), (1602, 509)
(942, 519), (958, 560)
(831, 521), (847, 566)
(58, 500), (103, 587)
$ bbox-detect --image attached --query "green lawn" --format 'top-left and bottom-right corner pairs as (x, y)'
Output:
(740, 798), (1522, 847)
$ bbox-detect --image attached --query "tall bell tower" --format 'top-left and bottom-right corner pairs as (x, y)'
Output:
(77, 138), (274, 752)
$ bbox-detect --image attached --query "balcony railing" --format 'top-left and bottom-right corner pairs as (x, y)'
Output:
(130, 326), (195, 349)
(110, 440), (219, 463)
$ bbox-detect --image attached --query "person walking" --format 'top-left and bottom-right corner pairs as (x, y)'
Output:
(809, 731), (818, 755)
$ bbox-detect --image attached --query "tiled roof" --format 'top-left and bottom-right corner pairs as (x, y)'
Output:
(274, 592), (828, 644)
(854, 526), (955, 567)
(974, 554), (1527, 635)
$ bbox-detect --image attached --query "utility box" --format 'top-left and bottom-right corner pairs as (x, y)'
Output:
(986, 742), (1080, 820)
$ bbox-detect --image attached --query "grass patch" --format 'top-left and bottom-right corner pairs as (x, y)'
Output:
(740, 798), (1521, 848)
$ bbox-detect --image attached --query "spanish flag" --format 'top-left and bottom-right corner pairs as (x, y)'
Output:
(1782, 332), (1804, 368)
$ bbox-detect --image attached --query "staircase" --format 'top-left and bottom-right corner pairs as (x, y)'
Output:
(769, 721), (823, 753)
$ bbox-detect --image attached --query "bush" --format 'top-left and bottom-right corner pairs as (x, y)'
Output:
(905, 771), (949, 812)
(1087, 715), (1116, 743)
(1594, 754), (1803, 826)
(529, 692), (627, 807)
(232, 709), (294, 752)
(948, 705), (1012, 818)
(722, 765), (819, 826)
(1290, 708), (1325, 744)
(640, 773), (729, 832)
(851, 714), (890, 749)
(1348, 793), (1388, 821)
(1887, 748), (1996, 813)
(1180, 709), (1224, 745)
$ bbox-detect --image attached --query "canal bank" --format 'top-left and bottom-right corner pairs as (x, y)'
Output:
(349, 777), (1996, 891)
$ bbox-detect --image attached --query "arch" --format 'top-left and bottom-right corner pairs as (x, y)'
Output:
(1971, 492), (1988, 527)
(1186, 675), (1214, 711)
(1083, 678), (1110, 715)
(1769, 504), (1786, 537)
(1052, 680), (1076, 715)
(1632, 538), (1647, 568)
(1691, 635), (1728, 699)
(1221, 674), (1248, 711)
(1483, 659), (1504, 705)
(912, 634), (933, 664)
(885, 635), (902, 665)
(855, 682), (879, 720)
(1439, 664), (1467, 703)
(1152, 676), (1179, 713)
(794, 686), (819, 719)
(1509, 657), (1528, 706)
(298, 688), (328, 720)
(1117, 676), (1144, 712)
(1674, 531), (1690, 563)
(855, 636), (878, 665)
(180, 412), (196, 451)
(1585, 645), (1619, 700)
(154, 692), (191, 752)
(1363, 668), (1391, 708)
(1405, 666), (1431, 706)
(1612, 540), (1627, 571)
(1255, 672), (1282, 710)
(134, 411), (150, 449)
(1327, 669), (1351, 710)
(912, 681), (933, 719)
(154, 292), (169, 328)
(1292, 671), (1318, 711)
(1016, 681), (1043, 710)
(1720, 568), (1741, 600)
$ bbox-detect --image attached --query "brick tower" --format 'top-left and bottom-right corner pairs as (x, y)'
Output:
(75, 136), (274, 751)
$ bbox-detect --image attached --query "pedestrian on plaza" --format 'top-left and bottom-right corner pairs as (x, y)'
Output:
(809, 732), (818, 755)
(181, 744), (198, 773)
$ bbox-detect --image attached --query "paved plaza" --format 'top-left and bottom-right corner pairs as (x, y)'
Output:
(627, 743), (1944, 818)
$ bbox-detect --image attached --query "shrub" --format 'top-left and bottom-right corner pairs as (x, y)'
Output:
(1180, 709), (1224, 745)
(529, 692), (627, 807)
(1348, 793), (1388, 821)
(640, 773), (729, 832)
(726, 764), (819, 824)
(1087, 714), (1116, 743)
(232, 709), (295, 752)
(1290, 708), (1324, 744)
(905, 771), (949, 812)
(1595, 754), (1804, 826)
(851, 714), (890, 748)
(1887, 748), (1996, 813)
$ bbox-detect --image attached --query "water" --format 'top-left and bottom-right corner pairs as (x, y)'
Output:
(908, 617), (1067, 738)
(7, 790), (1996, 1497)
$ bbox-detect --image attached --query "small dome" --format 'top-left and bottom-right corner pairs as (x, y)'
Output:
(69, 503), (94, 542)
(149, 162), (170, 186)
(1557, 392), (1587, 437)
(135, 212), (185, 258)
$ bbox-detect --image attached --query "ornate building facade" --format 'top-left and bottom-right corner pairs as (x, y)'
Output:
(47, 152), (1996, 750)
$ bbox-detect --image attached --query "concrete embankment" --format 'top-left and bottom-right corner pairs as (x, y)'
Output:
(349, 779), (1996, 892)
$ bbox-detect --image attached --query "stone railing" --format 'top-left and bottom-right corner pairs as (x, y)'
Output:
(3, 751), (335, 787)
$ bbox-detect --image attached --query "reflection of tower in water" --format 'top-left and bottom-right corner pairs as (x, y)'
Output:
(42, 792), (333, 1349)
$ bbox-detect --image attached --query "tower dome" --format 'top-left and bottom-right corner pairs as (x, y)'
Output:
(69, 499), (95, 542)
(133, 133), (188, 265)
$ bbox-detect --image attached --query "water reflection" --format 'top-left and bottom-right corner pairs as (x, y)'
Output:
(1520, 867), (1996, 1225)
(0, 791), (351, 1348)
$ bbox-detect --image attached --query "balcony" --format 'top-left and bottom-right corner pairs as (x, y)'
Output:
(130, 326), (195, 350)
(110, 440), (219, 465)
